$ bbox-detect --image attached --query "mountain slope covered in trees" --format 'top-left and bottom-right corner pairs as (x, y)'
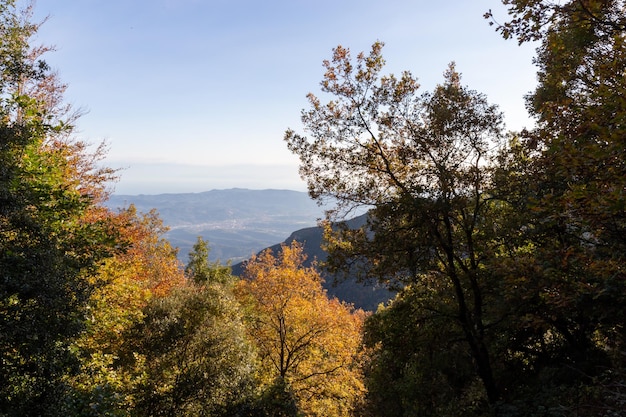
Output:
(232, 214), (394, 311)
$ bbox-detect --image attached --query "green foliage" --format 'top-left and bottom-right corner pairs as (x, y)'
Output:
(185, 236), (232, 285)
(0, 2), (120, 414)
(254, 378), (301, 417)
(126, 281), (257, 417)
(486, 1), (626, 414)
(362, 285), (486, 417)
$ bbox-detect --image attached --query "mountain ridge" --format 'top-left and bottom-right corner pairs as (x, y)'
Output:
(105, 188), (328, 262)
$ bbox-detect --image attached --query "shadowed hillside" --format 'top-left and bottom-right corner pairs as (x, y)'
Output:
(232, 214), (394, 311)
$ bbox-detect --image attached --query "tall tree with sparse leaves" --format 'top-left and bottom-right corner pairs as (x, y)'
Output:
(285, 42), (507, 408)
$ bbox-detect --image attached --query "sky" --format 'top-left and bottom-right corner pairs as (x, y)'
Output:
(30, 0), (538, 195)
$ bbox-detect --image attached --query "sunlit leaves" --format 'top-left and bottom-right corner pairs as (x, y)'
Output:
(238, 242), (366, 416)
(67, 206), (186, 414)
(128, 281), (256, 417)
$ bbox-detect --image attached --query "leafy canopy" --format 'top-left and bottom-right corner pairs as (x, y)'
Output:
(238, 242), (366, 417)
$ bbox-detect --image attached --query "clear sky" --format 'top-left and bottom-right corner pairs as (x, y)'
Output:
(31, 0), (537, 195)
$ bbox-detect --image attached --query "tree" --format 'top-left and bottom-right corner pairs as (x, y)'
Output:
(115, 238), (257, 417)
(127, 281), (257, 417)
(362, 284), (486, 417)
(487, 1), (626, 251)
(185, 236), (232, 285)
(237, 242), (366, 417)
(67, 206), (187, 416)
(0, 2), (120, 414)
(285, 43), (506, 407)
(485, 1), (626, 413)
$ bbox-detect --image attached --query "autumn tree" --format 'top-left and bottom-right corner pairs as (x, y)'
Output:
(67, 205), (187, 415)
(238, 242), (366, 417)
(0, 1), (120, 414)
(112, 235), (256, 417)
(285, 42), (508, 409)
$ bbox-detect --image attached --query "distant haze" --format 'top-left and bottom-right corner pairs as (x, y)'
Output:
(33, 1), (537, 197)
(107, 162), (307, 195)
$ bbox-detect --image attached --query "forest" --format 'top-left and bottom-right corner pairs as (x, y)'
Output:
(1, 0), (625, 416)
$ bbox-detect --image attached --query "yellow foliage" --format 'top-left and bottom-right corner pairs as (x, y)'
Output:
(237, 241), (367, 416)
(70, 205), (186, 408)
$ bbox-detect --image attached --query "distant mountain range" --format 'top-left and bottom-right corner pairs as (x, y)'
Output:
(105, 188), (329, 263)
(105, 189), (393, 310)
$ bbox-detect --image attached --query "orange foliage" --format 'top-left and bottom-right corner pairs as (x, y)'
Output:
(72, 204), (186, 403)
(109, 205), (185, 297)
(238, 241), (366, 417)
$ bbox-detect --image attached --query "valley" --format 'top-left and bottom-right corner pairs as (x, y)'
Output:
(105, 188), (393, 310)
(105, 188), (328, 263)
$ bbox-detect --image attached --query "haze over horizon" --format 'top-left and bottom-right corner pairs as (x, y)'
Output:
(32, 1), (538, 195)
(107, 162), (308, 195)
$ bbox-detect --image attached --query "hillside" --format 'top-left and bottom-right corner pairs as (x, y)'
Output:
(232, 215), (394, 311)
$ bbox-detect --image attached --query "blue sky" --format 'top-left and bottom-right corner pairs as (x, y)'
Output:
(31, 0), (537, 195)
